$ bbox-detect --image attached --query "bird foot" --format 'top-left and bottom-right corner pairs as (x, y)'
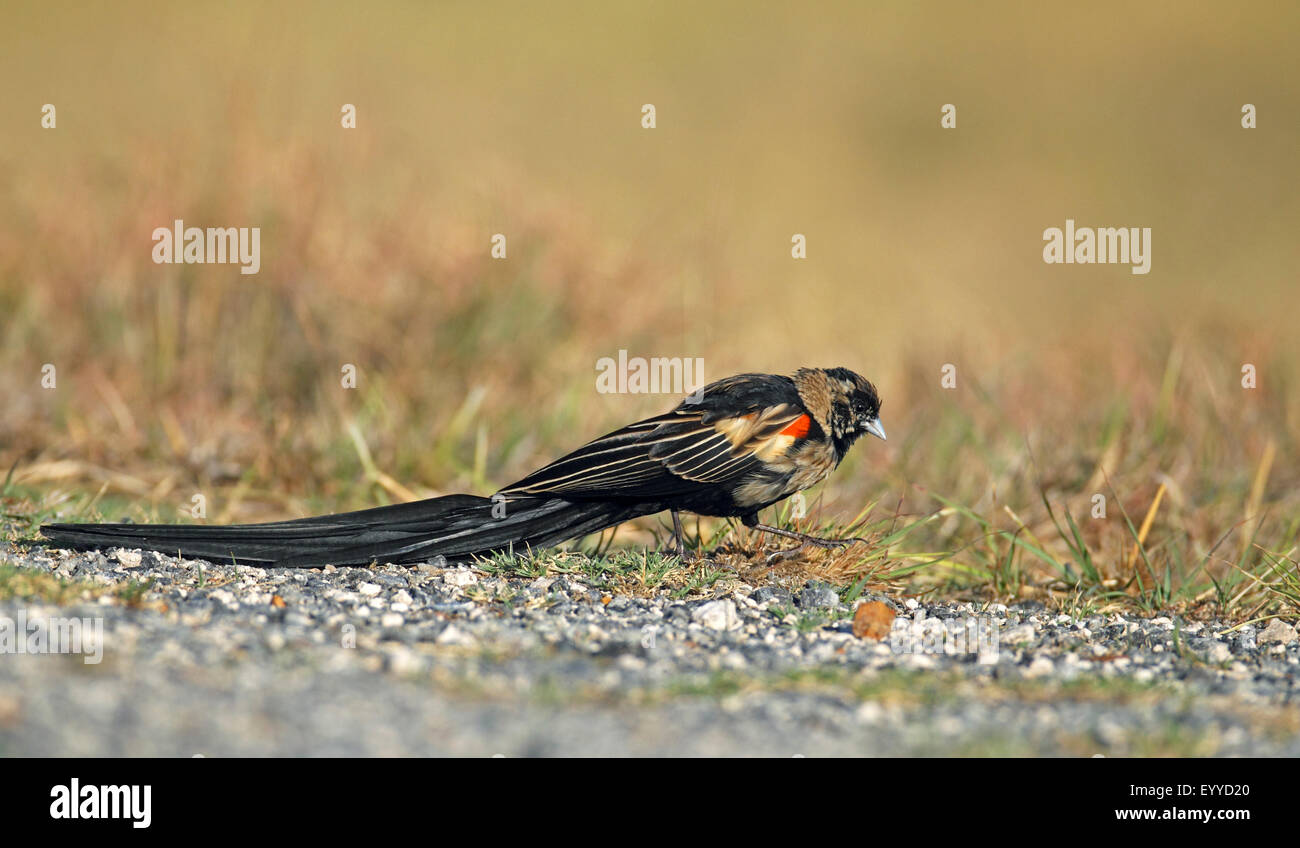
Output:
(658, 510), (702, 562)
(656, 545), (703, 563)
(763, 547), (807, 566)
(800, 535), (871, 549)
(748, 521), (870, 551)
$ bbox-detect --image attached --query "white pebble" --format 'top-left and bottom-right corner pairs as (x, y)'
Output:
(692, 600), (741, 632)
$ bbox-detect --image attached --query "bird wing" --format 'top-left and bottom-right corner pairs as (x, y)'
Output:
(498, 401), (813, 500)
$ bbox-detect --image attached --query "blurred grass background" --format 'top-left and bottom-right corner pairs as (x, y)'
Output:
(2, 1), (1298, 615)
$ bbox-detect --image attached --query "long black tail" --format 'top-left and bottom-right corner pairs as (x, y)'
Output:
(40, 494), (651, 568)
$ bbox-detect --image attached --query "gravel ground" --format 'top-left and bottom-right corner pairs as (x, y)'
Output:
(2, 543), (1298, 756)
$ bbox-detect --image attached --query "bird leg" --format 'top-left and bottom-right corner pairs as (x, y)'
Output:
(669, 509), (687, 558)
(654, 511), (698, 560)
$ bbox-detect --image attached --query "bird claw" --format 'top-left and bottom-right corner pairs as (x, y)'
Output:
(763, 547), (806, 565)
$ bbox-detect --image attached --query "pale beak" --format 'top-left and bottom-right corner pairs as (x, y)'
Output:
(863, 417), (887, 441)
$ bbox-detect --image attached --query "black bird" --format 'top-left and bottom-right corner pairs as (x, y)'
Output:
(41, 367), (885, 567)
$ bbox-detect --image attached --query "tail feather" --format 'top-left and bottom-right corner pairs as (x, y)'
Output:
(40, 494), (649, 568)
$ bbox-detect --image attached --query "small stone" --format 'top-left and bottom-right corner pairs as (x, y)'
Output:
(445, 570), (479, 588)
(1003, 624), (1036, 644)
(751, 586), (793, 607)
(852, 601), (895, 641)
(381, 613), (404, 628)
(1257, 619), (1297, 646)
(692, 599), (741, 631)
(435, 624), (475, 646)
(797, 582), (840, 610)
(1024, 656), (1054, 678)
(357, 582), (381, 596)
(116, 550), (142, 569)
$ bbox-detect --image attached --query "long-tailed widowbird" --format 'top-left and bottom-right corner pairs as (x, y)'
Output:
(41, 367), (885, 567)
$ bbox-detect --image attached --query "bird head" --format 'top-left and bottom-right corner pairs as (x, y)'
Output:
(821, 367), (885, 449)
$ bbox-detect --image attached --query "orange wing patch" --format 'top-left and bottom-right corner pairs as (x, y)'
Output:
(714, 405), (810, 462)
(780, 414), (812, 439)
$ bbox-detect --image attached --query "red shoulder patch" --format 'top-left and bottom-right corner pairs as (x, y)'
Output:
(780, 414), (812, 439)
